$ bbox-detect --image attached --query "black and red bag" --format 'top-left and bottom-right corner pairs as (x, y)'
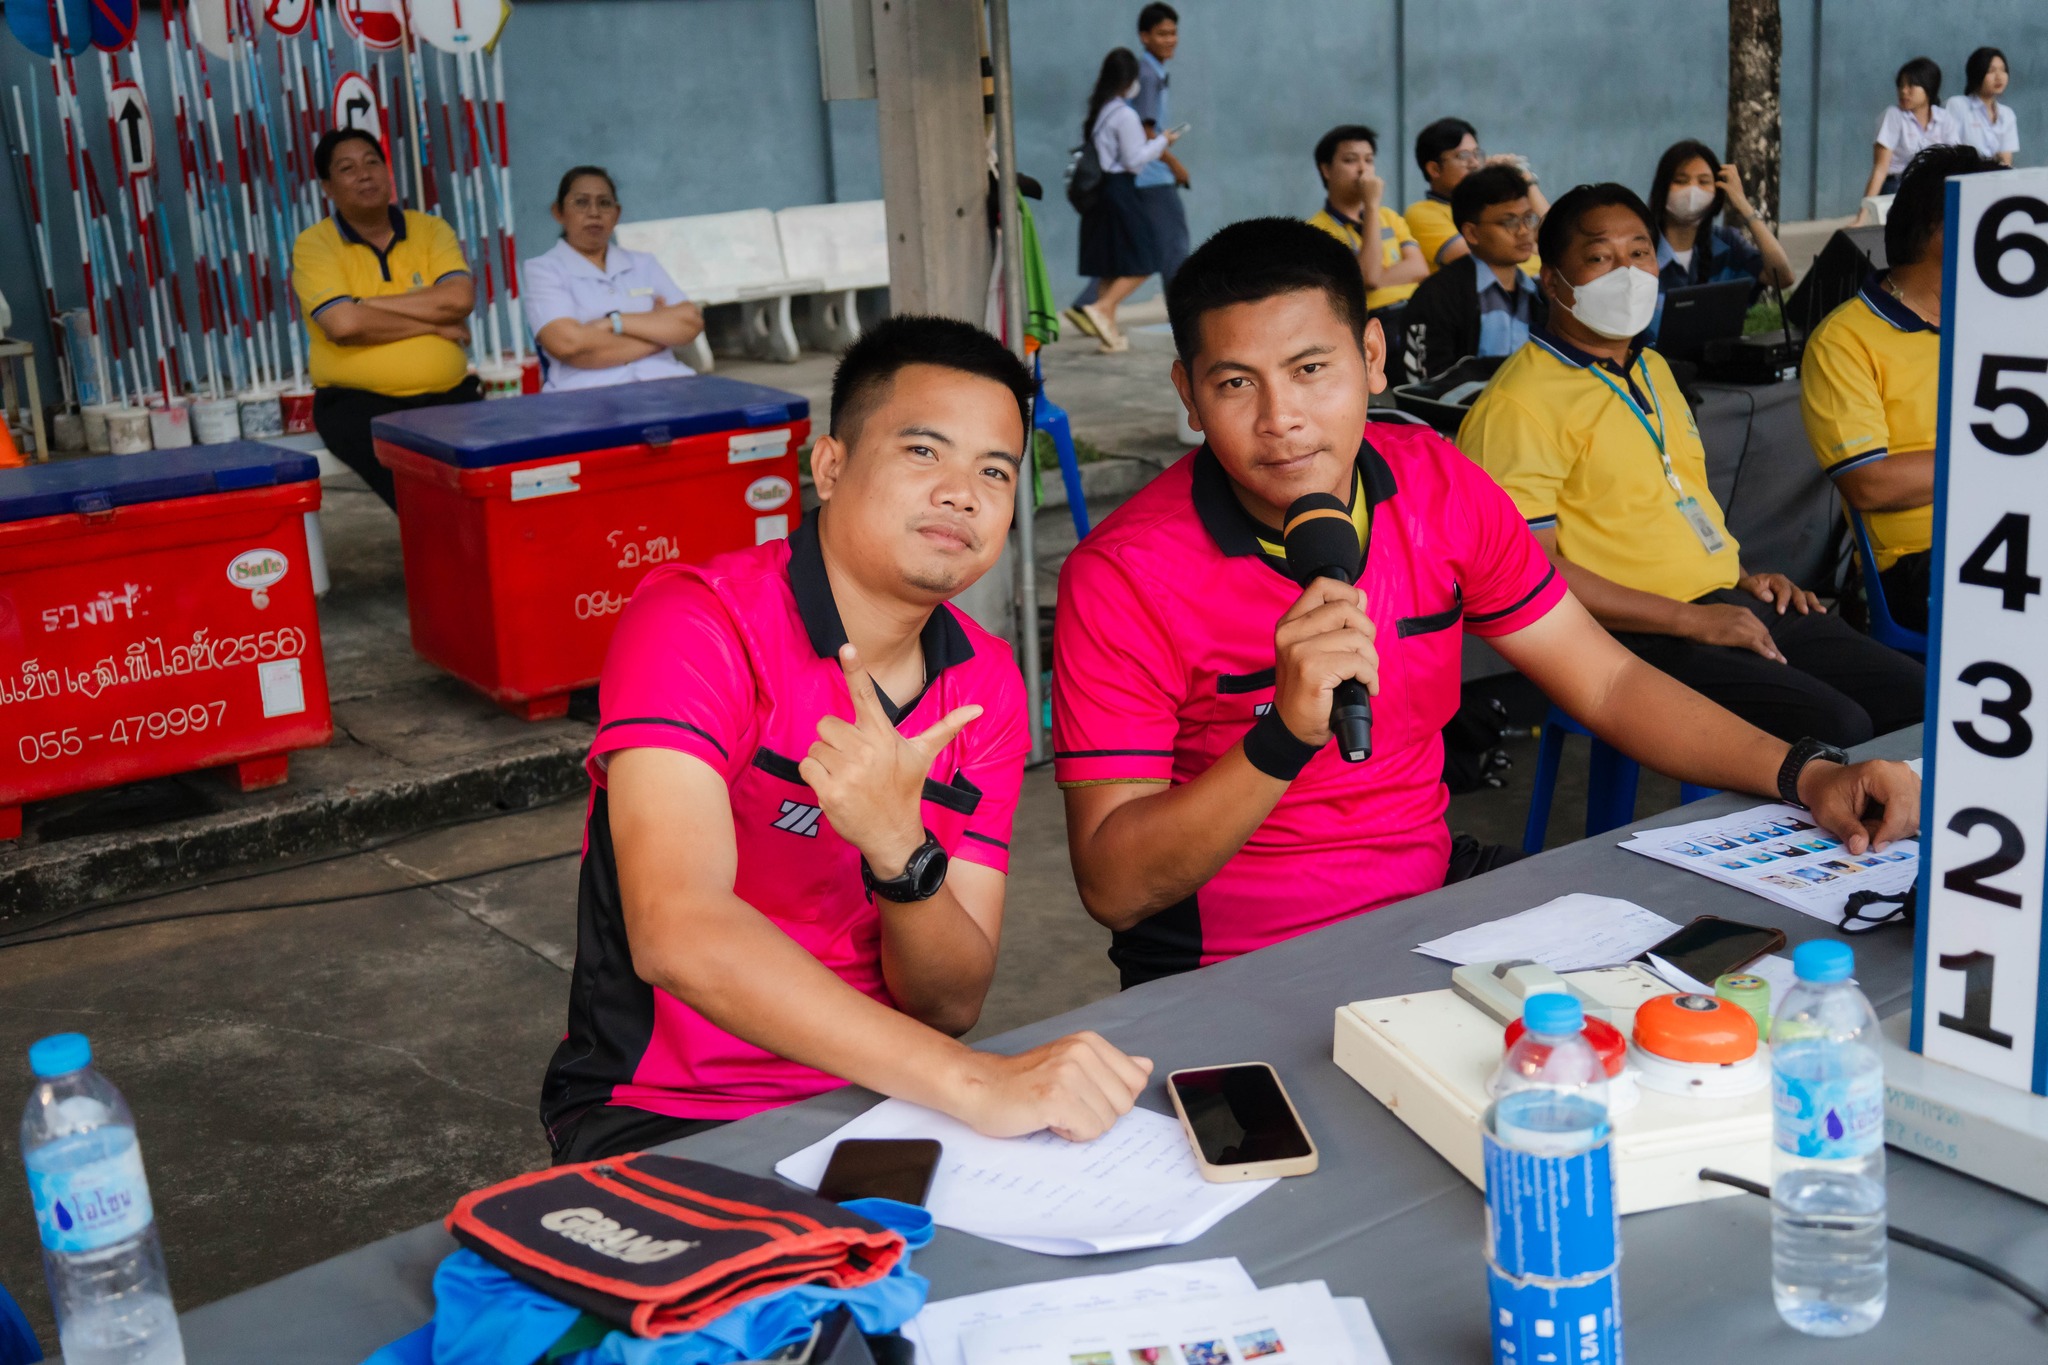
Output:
(446, 1153), (906, 1338)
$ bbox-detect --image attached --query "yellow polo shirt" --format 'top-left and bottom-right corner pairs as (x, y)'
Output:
(1404, 195), (1542, 277)
(294, 207), (471, 396)
(1459, 329), (1742, 604)
(1307, 203), (1420, 310)
(1799, 278), (1937, 571)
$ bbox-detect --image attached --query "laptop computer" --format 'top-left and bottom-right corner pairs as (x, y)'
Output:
(1655, 279), (1756, 362)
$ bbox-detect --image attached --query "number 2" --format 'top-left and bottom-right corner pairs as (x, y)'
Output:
(1943, 807), (2027, 908)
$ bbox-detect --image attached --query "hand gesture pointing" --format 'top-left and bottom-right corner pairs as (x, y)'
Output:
(801, 644), (981, 876)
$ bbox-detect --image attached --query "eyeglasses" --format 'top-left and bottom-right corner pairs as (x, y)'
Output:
(1482, 212), (1541, 232)
(1837, 884), (1915, 935)
(1447, 147), (1485, 168)
(565, 196), (619, 213)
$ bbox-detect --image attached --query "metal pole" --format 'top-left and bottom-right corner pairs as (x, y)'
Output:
(986, 0), (1043, 765)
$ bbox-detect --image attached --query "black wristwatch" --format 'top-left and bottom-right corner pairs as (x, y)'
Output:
(1777, 737), (1849, 808)
(862, 831), (948, 903)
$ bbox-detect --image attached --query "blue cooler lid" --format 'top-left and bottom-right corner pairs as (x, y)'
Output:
(0, 443), (321, 525)
(371, 375), (810, 468)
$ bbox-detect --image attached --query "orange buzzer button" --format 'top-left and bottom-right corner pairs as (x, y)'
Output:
(1632, 992), (1759, 1064)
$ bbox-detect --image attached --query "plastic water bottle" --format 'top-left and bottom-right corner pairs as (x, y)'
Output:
(20, 1033), (185, 1365)
(1482, 993), (1622, 1365)
(1770, 940), (1886, 1336)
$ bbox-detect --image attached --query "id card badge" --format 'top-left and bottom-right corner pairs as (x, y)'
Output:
(1676, 496), (1727, 554)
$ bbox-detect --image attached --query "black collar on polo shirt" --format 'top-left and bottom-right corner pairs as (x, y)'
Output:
(785, 512), (975, 724)
(334, 204), (409, 281)
(1531, 324), (1654, 409)
(1860, 271), (1938, 334)
(1192, 439), (1398, 577)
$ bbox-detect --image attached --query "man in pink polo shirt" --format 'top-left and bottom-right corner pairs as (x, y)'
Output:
(543, 316), (1151, 1162)
(1056, 218), (1920, 987)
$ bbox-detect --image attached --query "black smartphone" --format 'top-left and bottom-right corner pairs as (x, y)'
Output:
(1634, 914), (1786, 984)
(815, 1138), (942, 1206)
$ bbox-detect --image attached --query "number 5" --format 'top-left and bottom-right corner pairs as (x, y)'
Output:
(1974, 356), (2048, 457)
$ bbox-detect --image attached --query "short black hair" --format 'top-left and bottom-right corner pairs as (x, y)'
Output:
(314, 128), (382, 180)
(1414, 117), (1477, 176)
(1137, 3), (1177, 32)
(1887, 144), (2000, 266)
(1451, 164), (1532, 229)
(1965, 46), (2008, 97)
(1896, 56), (1942, 103)
(553, 165), (617, 210)
(1537, 183), (1655, 267)
(828, 315), (1032, 446)
(1166, 218), (1369, 365)
(1314, 124), (1378, 175)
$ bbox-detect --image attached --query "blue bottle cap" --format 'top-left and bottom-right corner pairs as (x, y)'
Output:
(28, 1033), (91, 1078)
(1793, 939), (1854, 983)
(1523, 992), (1584, 1035)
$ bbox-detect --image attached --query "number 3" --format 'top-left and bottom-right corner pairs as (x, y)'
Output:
(1954, 661), (2034, 758)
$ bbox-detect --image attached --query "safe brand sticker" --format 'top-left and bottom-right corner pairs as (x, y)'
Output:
(745, 475), (793, 512)
(226, 548), (289, 590)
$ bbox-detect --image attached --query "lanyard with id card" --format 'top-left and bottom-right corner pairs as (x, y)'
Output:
(1586, 358), (1726, 555)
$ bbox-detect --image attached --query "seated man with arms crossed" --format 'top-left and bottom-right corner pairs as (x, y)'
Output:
(543, 316), (1150, 1162)
(1402, 163), (1546, 379)
(1055, 218), (1917, 986)
(1461, 184), (1925, 750)
(1803, 144), (1998, 633)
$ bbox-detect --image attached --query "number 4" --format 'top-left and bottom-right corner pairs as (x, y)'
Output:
(1959, 512), (2044, 612)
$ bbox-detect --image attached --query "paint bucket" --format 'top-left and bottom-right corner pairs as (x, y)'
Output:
(279, 387), (316, 434)
(190, 395), (242, 444)
(146, 397), (194, 449)
(82, 402), (119, 453)
(51, 411), (86, 452)
(238, 390), (284, 438)
(107, 406), (154, 455)
(61, 310), (107, 406)
(479, 362), (521, 400)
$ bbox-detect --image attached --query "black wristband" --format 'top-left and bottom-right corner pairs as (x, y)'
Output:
(1242, 709), (1322, 781)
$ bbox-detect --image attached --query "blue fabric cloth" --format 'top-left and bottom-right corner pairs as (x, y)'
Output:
(1133, 50), (1174, 188)
(0, 1281), (41, 1365)
(363, 1199), (932, 1365)
(1474, 265), (1539, 358)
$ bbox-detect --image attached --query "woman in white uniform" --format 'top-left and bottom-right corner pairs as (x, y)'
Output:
(522, 167), (705, 392)
(1853, 57), (1959, 223)
(1946, 47), (2018, 168)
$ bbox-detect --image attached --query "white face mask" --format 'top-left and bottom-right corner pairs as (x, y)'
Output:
(1666, 185), (1716, 225)
(1560, 265), (1661, 339)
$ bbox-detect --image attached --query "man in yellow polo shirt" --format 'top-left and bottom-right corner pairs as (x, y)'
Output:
(293, 128), (479, 509)
(1802, 144), (1999, 633)
(1405, 116), (1548, 275)
(1460, 184), (1922, 747)
(1307, 125), (1425, 384)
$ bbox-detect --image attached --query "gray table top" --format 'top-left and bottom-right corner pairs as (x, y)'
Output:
(180, 727), (2048, 1362)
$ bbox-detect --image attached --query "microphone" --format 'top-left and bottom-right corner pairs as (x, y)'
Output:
(1283, 492), (1372, 763)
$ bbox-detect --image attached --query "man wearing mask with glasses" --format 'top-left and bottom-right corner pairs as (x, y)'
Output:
(1401, 163), (1546, 379)
(1405, 117), (1550, 275)
(1459, 184), (1923, 749)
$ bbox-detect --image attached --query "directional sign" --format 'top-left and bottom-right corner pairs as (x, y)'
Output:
(337, 0), (405, 50)
(331, 71), (382, 138)
(4, 0), (92, 56)
(88, 0), (138, 51)
(108, 81), (154, 179)
(264, 0), (314, 37)
(409, 0), (508, 53)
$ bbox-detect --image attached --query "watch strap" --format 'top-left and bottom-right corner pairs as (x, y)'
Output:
(863, 831), (947, 903)
(1777, 736), (1848, 807)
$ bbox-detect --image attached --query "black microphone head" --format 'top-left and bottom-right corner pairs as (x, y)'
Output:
(1283, 492), (1360, 585)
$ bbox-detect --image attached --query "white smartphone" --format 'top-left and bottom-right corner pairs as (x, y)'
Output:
(1166, 1062), (1319, 1183)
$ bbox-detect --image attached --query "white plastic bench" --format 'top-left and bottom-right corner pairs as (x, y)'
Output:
(615, 208), (823, 368)
(774, 201), (889, 352)
(1860, 193), (1895, 225)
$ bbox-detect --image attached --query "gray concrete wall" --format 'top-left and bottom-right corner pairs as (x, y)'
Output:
(2, 0), (2041, 399)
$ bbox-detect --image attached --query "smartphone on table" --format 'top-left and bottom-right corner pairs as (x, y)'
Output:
(1634, 914), (1785, 985)
(1167, 1062), (1318, 1183)
(815, 1138), (941, 1206)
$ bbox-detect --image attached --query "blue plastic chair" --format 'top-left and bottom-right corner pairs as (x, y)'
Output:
(1847, 505), (1928, 658)
(0, 1280), (41, 1364)
(1033, 352), (1091, 540)
(1522, 704), (1716, 853)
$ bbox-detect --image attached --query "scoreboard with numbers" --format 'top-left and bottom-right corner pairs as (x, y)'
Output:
(1914, 167), (2048, 1095)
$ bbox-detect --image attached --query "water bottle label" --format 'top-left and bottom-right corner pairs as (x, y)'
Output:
(1481, 1127), (1620, 1281)
(25, 1143), (154, 1254)
(1773, 1067), (1883, 1159)
(1487, 1266), (1622, 1365)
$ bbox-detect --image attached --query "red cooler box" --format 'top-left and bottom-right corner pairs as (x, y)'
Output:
(0, 444), (334, 839)
(373, 375), (808, 719)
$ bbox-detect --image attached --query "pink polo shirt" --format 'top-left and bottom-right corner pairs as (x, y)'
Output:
(1054, 423), (1564, 985)
(542, 516), (1027, 1134)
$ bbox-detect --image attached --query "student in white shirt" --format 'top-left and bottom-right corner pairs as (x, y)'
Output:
(1946, 46), (2018, 167)
(1855, 57), (1960, 223)
(523, 167), (705, 393)
(1073, 47), (1181, 353)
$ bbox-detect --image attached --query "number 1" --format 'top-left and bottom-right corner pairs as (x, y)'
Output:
(1937, 950), (2015, 1049)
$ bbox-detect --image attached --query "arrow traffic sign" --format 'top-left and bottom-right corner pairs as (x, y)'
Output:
(331, 71), (381, 138)
(108, 80), (154, 178)
(337, 0), (405, 50)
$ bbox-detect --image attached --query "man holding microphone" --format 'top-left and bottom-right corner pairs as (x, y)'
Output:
(1053, 219), (1920, 987)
